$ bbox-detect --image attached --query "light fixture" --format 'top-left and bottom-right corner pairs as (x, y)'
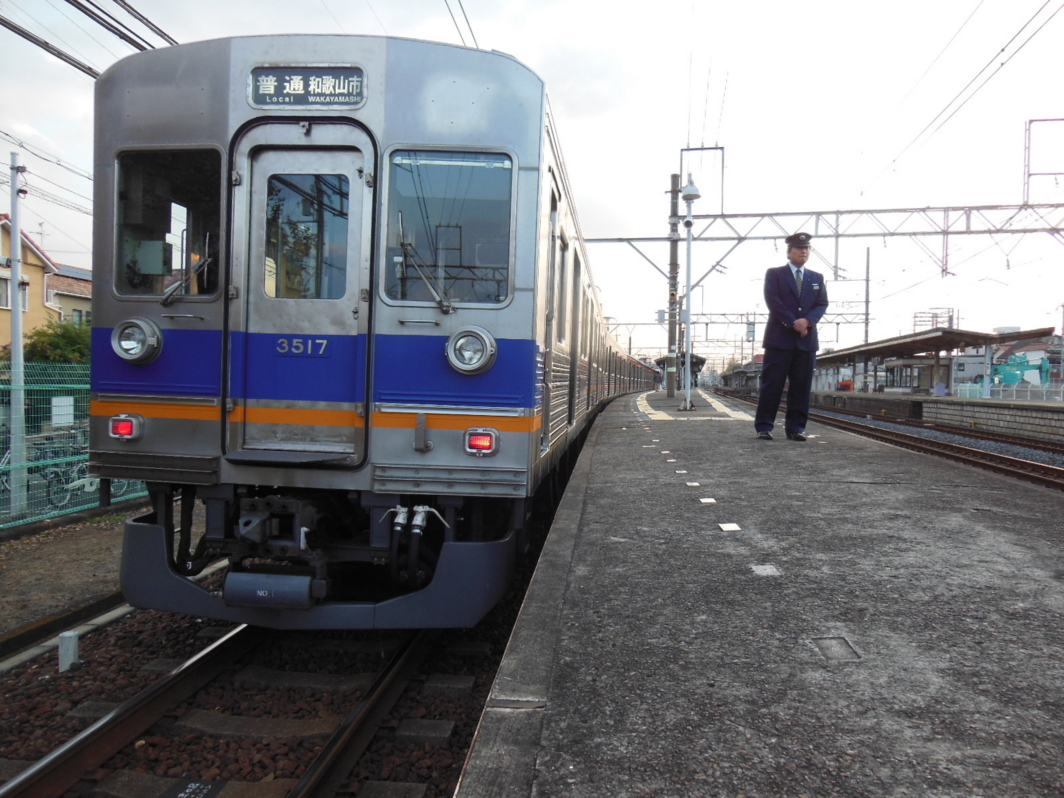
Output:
(109, 414), (143, 440)
(464, 427), (499, 456)
(445, 326), (498, 375)
(111, 317), (163, 364)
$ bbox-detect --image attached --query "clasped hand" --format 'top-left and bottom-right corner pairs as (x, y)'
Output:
(792, 318), (810, 338)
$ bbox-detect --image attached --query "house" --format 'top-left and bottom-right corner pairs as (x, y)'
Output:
(47, 263), (93, 326)
(0, 213), (64, 346)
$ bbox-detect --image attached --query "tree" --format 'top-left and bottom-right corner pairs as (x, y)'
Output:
(0, 319), (91, 363)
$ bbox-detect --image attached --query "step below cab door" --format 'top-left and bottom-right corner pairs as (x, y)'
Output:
(227, 122), (373, 467)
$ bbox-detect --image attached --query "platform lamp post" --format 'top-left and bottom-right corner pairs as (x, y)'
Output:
(679, 174), (700, 411)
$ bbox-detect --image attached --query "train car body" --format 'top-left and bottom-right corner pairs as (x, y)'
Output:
(90, 35), (653, 629)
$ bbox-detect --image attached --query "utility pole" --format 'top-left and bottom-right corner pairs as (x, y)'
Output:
(8, 153), (27, 514)
(666, 174), (680, 398)
(864, 248), (870, 344)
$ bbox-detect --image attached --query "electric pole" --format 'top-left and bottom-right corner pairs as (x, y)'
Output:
(666, 174), (680, 397)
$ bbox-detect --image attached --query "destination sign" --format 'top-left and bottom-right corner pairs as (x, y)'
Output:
(250, 66), (366, 108)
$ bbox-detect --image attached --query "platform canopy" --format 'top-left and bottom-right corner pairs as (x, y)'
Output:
(654, 353), (706, 373)
(816, 326), (1056, 366)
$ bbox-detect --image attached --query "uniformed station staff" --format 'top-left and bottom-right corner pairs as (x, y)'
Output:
(754, 232), (829, 441)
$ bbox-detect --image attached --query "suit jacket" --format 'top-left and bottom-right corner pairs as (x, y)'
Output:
(761, 264), (829, 352)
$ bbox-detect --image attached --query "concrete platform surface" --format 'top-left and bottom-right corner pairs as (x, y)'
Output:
(457, 389), (1064, 797)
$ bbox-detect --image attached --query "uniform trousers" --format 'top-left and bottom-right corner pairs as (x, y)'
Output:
(754, 346), (816, 434)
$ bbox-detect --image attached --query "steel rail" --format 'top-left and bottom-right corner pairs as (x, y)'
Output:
(0, 624), (264, 798)
(810, 402), (1064, 456)
(286, 629), (438, 798)
(808, 413), (1064, 490)
(723, 393), (1064, 491)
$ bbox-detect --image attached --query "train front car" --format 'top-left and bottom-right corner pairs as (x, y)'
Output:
(90, 36), (550, 629)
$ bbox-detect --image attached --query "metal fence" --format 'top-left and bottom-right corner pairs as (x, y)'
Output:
(954, 381), (1064, 402)
(0, 362), (146, 529)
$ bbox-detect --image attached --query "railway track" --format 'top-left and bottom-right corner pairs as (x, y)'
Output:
(811, 401), (1064, 457)
(724, 393), (1064, 492)
(0, 624), (266, 798)
(0, 626), (437, 798)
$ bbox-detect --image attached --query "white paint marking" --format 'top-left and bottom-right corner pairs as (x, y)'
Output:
(675, 470), (688, 474)
(750, 564), (782, 576)
(699, 498), (717, 504)
(686, 481), (700, 487)
(718, 523), (741, 531)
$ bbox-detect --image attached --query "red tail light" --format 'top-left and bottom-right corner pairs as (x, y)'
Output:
(464, 428), (498, 456)
(109, 414), (143, 441)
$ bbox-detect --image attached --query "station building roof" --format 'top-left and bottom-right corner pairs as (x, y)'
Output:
(654, 353), (706, 373)
(816, 326), (1056, 366)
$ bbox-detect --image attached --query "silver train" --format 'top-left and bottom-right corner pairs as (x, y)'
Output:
(90, 35), (654, 629)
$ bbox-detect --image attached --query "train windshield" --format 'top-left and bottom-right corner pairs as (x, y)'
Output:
(114, 150), (221, 297)
(385, 151), (512, 305)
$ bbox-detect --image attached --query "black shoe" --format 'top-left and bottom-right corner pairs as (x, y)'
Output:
(786, 432), (807, 441)
(757, 431), (773, 440)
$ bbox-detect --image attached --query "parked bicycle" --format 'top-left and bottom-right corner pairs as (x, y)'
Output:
(45, 460), (131, 509)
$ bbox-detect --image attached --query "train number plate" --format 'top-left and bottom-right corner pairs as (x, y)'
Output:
(275, 337), (330, 357)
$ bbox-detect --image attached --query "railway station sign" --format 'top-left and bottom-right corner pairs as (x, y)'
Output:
(249, 66), (366, 108)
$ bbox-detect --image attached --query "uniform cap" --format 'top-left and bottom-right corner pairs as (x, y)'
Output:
(785, 232), (812, 248)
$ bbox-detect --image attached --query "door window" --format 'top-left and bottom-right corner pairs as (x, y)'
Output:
(264, 174), (349, 299)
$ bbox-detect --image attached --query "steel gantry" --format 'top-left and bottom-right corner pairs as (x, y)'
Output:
(588, 201), (1064, 281)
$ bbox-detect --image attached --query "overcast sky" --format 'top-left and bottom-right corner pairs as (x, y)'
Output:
(2, 0), (1063, 366)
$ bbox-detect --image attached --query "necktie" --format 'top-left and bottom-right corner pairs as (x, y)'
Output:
(795, 268), (803, 294)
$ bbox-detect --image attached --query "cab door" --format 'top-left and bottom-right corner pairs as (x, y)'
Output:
(227, 123), (372, 465)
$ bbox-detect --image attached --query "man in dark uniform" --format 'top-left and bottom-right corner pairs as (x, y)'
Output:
(754, 232), (829, 441)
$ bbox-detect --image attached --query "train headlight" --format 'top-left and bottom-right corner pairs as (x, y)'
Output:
(445, 326), (497, 375)
(111, 318), (163, 364)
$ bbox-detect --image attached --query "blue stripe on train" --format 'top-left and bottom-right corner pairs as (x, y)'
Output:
(372, 334), (537, 408)
(233, 331), (367, 403)
(91, 327), (223, 397)
(91, 328), (535, 408)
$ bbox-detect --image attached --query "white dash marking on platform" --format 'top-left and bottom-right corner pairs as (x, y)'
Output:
(718, 523), (741, 531)
(666, 459), (677, 463)
(675, 470), (688, 474)
(750, 564), (782, 576)
(700, 498), (717, 504)
(686, 481), (700, 487)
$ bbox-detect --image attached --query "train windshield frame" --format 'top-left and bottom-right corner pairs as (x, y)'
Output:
(113, 149), (222, 298)
(384, 150), (513, 306)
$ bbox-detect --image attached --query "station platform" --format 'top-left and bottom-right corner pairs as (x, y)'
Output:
(456, 389), (1064, 797)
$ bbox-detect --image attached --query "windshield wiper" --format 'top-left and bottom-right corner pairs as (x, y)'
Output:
(401, 243), (455, 315)
(160, 254), (213, 306)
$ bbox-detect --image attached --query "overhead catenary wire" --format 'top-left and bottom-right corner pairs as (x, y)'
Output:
(110, 0), (177, 45)
(455, 0), (478, 48)
(318, 0), (347, 33)
(926, 1), (1064, 139)
(40, 0), (124, 61)
(0, 14), (100, 78)
(895, 0), (987, 110)
(868, 0), (1059, 190)
(442, 0), (466, 46)
(62, 0), (150, 50)
(80, 0), (155, 48)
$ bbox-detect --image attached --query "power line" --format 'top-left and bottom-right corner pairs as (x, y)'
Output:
(926, 2), (1064, 139)
(0, 130), (93, 180)
(895, 0), (987, 109)
(870, 1), (1058, 189)
(62, 0), (150, 50)
(362, 0), (388, 34)
(442, 0), (466, 46)
(318, 0), (347, 33)
(110, 0), (177, 45)
(455, 0), (478, 48)
(0, 14), (100, 78)
(37, 0), (121, 62)
(81, 0), (155, 48)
